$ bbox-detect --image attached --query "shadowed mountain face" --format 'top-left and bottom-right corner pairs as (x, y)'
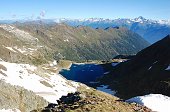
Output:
(101, 35), (170, 99)
(0, 23), (149, 63)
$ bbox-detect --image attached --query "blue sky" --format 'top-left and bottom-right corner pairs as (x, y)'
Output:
(0, 0), (170, 20)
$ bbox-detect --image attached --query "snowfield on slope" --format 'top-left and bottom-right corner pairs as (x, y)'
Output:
(0, 109), (21, 112)
(126, 94), (170, 112)
(0, 61), (78, 103)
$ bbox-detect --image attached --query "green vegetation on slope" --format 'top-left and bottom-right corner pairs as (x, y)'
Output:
(14, 23), (149, 62)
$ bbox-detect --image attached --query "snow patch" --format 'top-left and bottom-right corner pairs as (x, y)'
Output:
(71, 81), (79, 88)
(148, 66), (152, 70)
(64, 39), (69, 42)
(14, 47), (26, 54)
(0, 58), (4, 62)
(165, 65), (170, 70)
(97, 85), (116, 96)
(14, 46), (37, 55)
(5, 47), (17, 53)
(126, 94), (170, 112)
(50, 60), (57, 67)
(0, 109), (21, 112)
(0, 62), (77, 103)
(104, 71), (110, 75)
(53, 60), (57, 66)
(148, 61), (158, 70)
(153, 61), (158, 64)
(127, 20), (131, 24)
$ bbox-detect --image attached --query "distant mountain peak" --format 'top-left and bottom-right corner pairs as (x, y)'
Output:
(136, 16), (146, 20)
(132, 16), (148, 23)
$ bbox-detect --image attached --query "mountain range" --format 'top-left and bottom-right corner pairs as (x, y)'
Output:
(0, 23), (149, 63)
(1, 16), (170, 43)
(55, 16), (170, 43)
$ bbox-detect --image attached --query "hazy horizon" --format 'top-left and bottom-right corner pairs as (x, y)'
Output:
(0, 16), (168, 21)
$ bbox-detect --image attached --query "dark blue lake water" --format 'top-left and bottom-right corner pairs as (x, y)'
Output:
(59, 63), (107, 84)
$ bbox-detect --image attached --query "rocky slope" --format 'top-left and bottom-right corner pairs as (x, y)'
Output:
(101, 35), (170, 99)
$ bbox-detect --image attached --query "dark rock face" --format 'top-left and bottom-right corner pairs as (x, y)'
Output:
(57, 92), (81, 105)
(101, 35), (170, 99)
(40, 92), (83, 112)
(45, 103), (58, 109)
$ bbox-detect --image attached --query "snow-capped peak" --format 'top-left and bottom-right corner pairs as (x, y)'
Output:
(131, 16), (148, 23)
(53, 18), (112, 23)
(85, 18), (107, 22)
(56, 17), (169, 26)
